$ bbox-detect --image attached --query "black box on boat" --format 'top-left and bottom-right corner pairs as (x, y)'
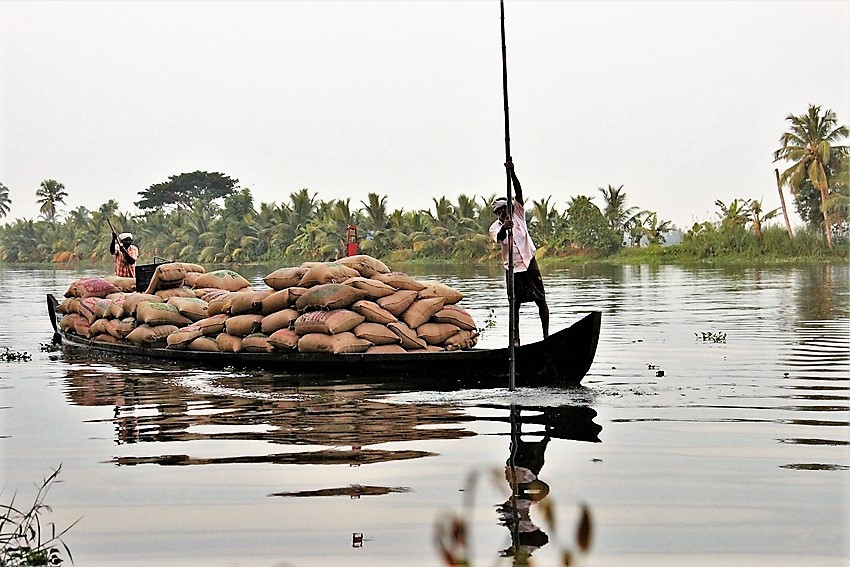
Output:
(135, 258), (171, 292)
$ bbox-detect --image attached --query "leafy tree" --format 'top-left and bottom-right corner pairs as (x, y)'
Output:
(749, 199), (779, 241)
(136, 171), (238, 211)
(641, 212), (673, 245)
(565, 196), (620, 254)
(0, 182), (11, 218)
(774, 104), (849, 249)
(36, 179), (68, 222)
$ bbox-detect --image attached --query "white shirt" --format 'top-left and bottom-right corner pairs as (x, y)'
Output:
(489, 200), (536, 272)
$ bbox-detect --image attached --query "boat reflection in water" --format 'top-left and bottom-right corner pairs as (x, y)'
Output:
(61, 356), (601, 561)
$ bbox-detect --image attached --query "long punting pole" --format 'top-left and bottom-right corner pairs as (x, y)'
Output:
(500, 0), (517, 390)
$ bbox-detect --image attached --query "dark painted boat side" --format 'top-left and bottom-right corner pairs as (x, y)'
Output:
(47, 294), (600, 388)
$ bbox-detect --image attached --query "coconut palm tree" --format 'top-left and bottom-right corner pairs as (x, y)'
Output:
(598, 184), (640, 232)
(36, 179), (68, 222)
(0, 182), (11, 218)
(774, 104), (849, 250)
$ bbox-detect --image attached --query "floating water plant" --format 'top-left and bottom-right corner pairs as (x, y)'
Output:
(695, 331), (727, 343)
(0, 347), (31, 363)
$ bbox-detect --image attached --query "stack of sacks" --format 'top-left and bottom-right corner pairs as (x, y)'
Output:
(58, 255), (479, 355)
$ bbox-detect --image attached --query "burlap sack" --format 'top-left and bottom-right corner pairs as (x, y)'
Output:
(263, 266), (308, 290)
(89, 318), (111, 336)
(92, 298), (116, 320)
(92, 333), (122, 344)
(229, 290), (273, 315)
(417, 281), (464, 305)
(207, 293), (234, 316)
(353, 322), (401, 345)
(194, 269), (251, 292)
(331, 332), (372, 354)
(294, 283), (368, 312)
(387, 321), (427, 350)
(335, 254), (391, 278)
(156, 286), (197, 300)
(286, 287), (309, 305)
(60, 313), (81, 332)
(297, 332), (370, 354)
(343, 277), (396, 300)
(107, 295), (129, 318)
(377, 290), (419, 317)
(350, 300), (397, 324)
(298, 262), (360, 287)
(126, 324), (178, 346)
(431, 305), (477, 331)
(188, 336), (221, 352)
(123, 293), (163, 316)
(57, 297), (77, 314)
(105, 275), (137, 293)
(216, 333), (243, 353)
(67, 277), (121, 299)
(144, 263), (187, 294)
(373, 272), (426, 291)
(261, 308), (300, 334)
(106, 317), (137, 339)
(242, 333), (275, 353)
(365, 344), (407, 354)
(136, 301), (193, 327)
(166, 326), (204, 348)
(77, 297), (101, 324)
(416, 322), (461, 345)
(268, 328), (300, 350)
(179, 262), (206, 274)
(224, 314), (264, 337)
(183, 272), (204, 288)
(167, 297), (209, 322)
(261, 289), (292, 315)
(444, 329), (480, 351)
(199, 288), (230, 302)
(294, 310), (364, 335)
(400, 297), (445, 329)
(191, 314), (229, 336)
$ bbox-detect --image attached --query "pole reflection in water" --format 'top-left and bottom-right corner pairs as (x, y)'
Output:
(498, 404), (601, 563)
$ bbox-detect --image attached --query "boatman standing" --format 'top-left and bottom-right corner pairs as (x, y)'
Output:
(110, 232), (139, 278)
(489, 162), (549, 346)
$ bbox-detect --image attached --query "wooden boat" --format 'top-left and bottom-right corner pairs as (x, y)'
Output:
(47, 294), (600, 388)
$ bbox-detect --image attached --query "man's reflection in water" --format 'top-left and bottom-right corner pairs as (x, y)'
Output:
(498, 425), (550, 562)
(496, 404), (601, 563)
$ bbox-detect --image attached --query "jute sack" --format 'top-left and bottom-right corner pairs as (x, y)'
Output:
(335, 254), (390, 278)
(136, 301), (193, 327)
(416, 322), (461, 345)
(286, 287), (308, 305)
(386, 321), (427, 350)
(400, 297), (445, 329)
(366, 344), (407, 354)
(167, 297), (209, 322)
(353, 322), (401, 345)
(166, 326), (204, 348)
(224, 314), (264, 337)
(444, 329), (480, 351)
(298, 262), (360, 287)
(126, 324), (178, 346)
(179, 262), (206, 274)
(59, 313), (78, 332)
(431, 305), (477, 331)
(156, 287), (196, 300)
(89, 319), (111, 336)
(105, 317), (137, 339)
(67, 277), (121, 299)
(377, 290), (418, 317)
(417, 281), (464, 305)
(92, 333), (122, 344)
(229, 290), (273, 315)
(92, 298), (116, 320)
(183, 272), (204, 288)
(199, 288), (230, 302)
(297, 332), (370, 354)
(74, 317), (92, 337)
(261, 289), (292, 315)
(242, 333), (275, 353)
(191, 314), (229, 336)
(194, 269), (251, 292)
(188, 336), (220, 352)
(144, 263), (186, 294)
(57, 297), (77, 314)
(268, 328), (300, 350)
(295, 283), (367, 312)
(77, 297), (101, 324)
(261, 308), (300, 334)
(207, 293), (234, 316)
(350, 300), (397, 324)
(123, 293), (163, 316)
(373, 272), (426, 292)
(294, 309), (365, 335)
(343, 277), (396, 300)
(105, 275), (136, 293)
(263, 266), (308, 290)
(107, 295), (129, 318)
(216, 333), (243, 353)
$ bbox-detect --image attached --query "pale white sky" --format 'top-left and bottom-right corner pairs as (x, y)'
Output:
(1, 1), (848, 229)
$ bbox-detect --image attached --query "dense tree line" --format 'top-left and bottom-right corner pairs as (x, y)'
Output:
(1, 104), (847, 265)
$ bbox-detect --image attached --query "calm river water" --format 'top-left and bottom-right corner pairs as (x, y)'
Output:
(0, 263), (848, 566)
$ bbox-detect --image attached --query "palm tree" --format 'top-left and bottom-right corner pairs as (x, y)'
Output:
(0, 182), (11, 218)
(714, 198), (752, 228)
(642, 212), (673, 245)
(774, 104), (849, 250)
(598, 184), (640, 232)
(36, 179), (68, 222)
(749, 199), (779, 241)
